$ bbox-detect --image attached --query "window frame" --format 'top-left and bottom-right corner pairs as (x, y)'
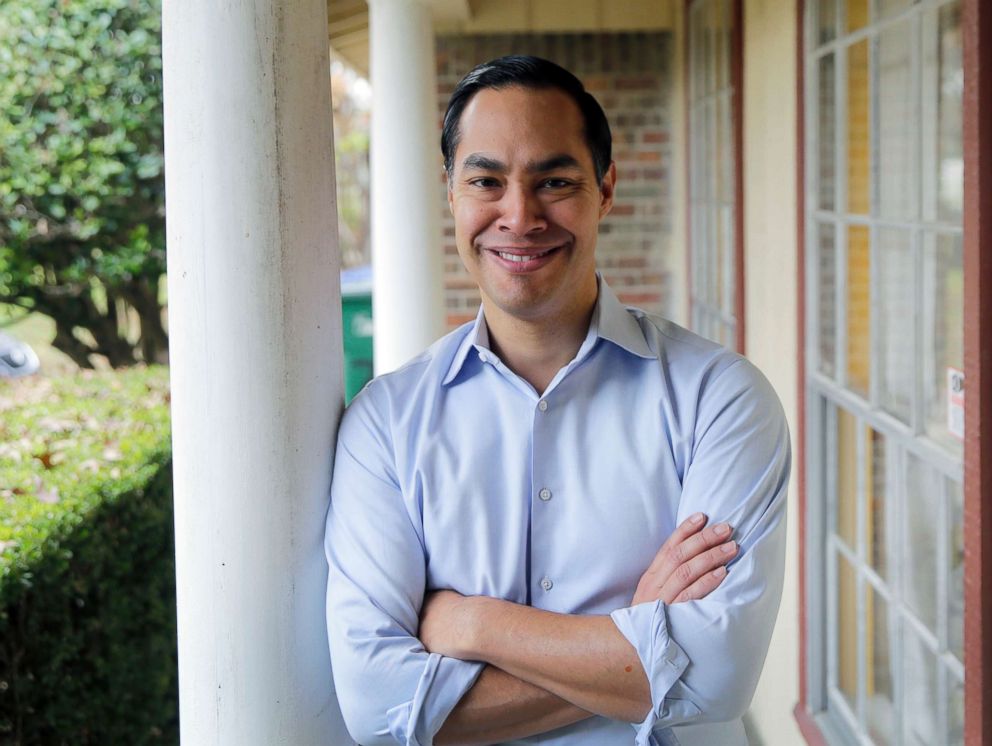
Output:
(684, 0), (745, 353)
(795, 0), (992, 743)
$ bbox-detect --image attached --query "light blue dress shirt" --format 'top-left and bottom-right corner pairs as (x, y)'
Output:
(325, 278), (790, 746)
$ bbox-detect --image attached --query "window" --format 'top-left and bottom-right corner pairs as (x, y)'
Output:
(804, 1), (965, 743)
(686, 0), (742, 351)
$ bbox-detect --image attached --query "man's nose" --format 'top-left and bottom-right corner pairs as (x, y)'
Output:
(496, 185), (547, 235)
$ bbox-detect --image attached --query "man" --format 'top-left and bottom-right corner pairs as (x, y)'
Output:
(325, 56), (789, 746)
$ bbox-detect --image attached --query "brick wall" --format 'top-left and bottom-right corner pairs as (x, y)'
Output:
(436, 32), (676, 328)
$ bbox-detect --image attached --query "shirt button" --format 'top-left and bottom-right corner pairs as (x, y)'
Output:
(538, 400), (549, 412)
(540, 577), (553, 591)
(538, 488), (552, 501)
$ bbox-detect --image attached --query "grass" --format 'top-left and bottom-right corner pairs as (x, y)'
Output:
(0, 365), (171, 561)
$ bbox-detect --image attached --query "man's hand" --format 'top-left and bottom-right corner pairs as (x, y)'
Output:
(632, 512), (737, 605)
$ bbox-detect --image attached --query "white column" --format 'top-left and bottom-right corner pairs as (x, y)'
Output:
(162, 2), (351, 744)
(369, 0), (447, 374)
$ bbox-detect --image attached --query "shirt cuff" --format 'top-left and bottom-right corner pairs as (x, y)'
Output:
(385, 653), (484, 745)
(610, 601), (695, 745)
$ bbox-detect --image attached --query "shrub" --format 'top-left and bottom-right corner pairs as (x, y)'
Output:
(0, 366), (177, 744)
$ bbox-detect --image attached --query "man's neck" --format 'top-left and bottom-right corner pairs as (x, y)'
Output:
(483, 287), (599, 396)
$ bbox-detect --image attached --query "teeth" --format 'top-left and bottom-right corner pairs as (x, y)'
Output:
(497, 248), (554, 262)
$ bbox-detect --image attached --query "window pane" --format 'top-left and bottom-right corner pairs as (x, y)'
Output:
(904, 454), (938, 632)
(836, 552), (859, 710)
(836, 407), (858, 550)
(691, 205), (700, 298)
(922, 232), (963, 458)
(937, 1), (963, 223)
(948, 477), (964, 663)
(878, 228), (914, 423)
(721, 205), (734, 316)
(866, 429), (888, 580)
(707, 0), (718, 96)
(691, 114), (701, 198)
(847, 40), (871, 214)
(846, 0), (869, 33)
(818, 222), (838, 377)
(718, 93), (733, 204)
(903, 630), (938, 746)
(715, 0), (729, 92)
(846, 224), (871, 397)
(818, 0), (837, 45)
(866, 585), (896, 745)
(948, 675), (964, 745)
(878, 21), (916, 220)
(878, 0), (909, 18)
(818, 54), (837, 211)
(710, 203), (721, 306)
(707, 98), (719, 202)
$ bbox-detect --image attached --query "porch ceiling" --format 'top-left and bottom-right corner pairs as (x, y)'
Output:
(328, 0), (369, 76)
(327, 0), (675, 79)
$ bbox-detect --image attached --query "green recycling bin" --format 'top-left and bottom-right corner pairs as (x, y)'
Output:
(341, 266), (374, 403)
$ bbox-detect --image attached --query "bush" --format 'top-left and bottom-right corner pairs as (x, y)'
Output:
(0, 366), (177, 744)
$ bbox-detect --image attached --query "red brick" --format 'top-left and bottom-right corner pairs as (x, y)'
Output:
(447, 313), (476, 327)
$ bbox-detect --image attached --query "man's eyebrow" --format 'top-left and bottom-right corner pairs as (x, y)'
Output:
(526, 154), (583, 173)
(461, 154), (506, 172)
(458, 153), (584, 174)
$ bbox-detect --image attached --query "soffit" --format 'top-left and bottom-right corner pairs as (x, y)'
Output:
(327, 0), (675, 78)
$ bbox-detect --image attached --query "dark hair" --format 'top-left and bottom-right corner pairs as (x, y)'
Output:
(441, 55), (612, 184)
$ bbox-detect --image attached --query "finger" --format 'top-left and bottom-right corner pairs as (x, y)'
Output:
(659, 539), (738, 603)
(650, 521), (734, 587)
(643, 512), (708, 576)
(671, 565), (729, 604)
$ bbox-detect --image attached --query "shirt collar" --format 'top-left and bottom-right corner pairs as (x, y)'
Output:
(593, 275), (656, 360)
(441, 274), (655, 387)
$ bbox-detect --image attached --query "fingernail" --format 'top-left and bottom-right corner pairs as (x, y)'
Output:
(690, 512), (706, 525)
(721, 541), (737, 554)
(714, 523), (731, 536)
(712, 566), (727, 578)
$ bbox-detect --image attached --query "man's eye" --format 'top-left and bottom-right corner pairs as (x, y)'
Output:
(469, 178), (500, 188)
(540, 178), (572, 189)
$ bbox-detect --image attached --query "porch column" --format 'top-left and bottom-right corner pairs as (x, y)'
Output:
(369, 0), (446, 373)
(162, 2), (350, 744)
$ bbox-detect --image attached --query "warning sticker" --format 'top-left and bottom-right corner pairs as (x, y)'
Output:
(947, 367), (964, 441)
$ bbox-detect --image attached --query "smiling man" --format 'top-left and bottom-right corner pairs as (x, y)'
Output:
(325, 56), (790, 746)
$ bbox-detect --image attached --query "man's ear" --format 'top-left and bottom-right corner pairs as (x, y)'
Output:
(599, 161), (617, 219)
(445, 169), (455, 215)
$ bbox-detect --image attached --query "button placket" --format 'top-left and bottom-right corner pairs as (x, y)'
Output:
(531, 393), (559, 605)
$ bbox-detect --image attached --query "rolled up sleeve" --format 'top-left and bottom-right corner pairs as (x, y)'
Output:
(325, 384), (483, 745)
(610, 601), (697, 744)
(611, 358), (790, 741)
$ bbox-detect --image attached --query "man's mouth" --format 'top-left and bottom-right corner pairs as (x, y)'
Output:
(494, 246), (559, 263)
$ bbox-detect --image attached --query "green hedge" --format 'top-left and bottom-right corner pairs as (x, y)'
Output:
(0, 366), (177, 744)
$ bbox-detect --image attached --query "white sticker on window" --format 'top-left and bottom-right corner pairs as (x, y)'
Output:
(947, 367), (964, 441)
